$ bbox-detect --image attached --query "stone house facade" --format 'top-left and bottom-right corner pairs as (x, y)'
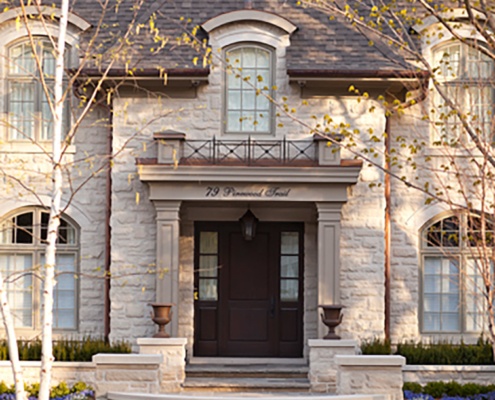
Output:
(0, 0), (491, 362)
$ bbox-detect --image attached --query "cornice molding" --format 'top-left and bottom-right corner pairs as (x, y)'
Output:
(202, 10), (297, 34)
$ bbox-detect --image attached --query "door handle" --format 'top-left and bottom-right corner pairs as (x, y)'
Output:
(270, 297), (275, 318)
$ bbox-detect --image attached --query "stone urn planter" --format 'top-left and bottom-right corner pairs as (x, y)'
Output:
(319, 304), (344, 339)
(149, 303), (173, 338)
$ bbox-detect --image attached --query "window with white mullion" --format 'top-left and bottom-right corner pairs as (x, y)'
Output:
(423, 256), (460, 332)
(432, 42), (494, 145)
(467, 85), (494, 142)
(0, 253), (34, 327)
(465, 258), (494, 332)
(280, 231), (300, 302)
(7, 39), (69, 142)
(421, 213), (495, 334)
(0, 208), (79, 330)
(41, 252), (76, 329)
(9, 81), (35, 140)
(198, 231), (218, 301)
(225, 45), (273, 134)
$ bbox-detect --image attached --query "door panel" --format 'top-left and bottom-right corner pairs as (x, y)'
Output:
(229, 308), (269, 340)
(228, 232), (270, 299)
(194, 222), (304, 357)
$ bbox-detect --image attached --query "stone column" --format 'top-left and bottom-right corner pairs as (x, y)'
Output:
(316, 202), (343, 338)
(154, 200), (181, 336)
(308, 339), (358, 393)
(336, 355), (406, 400)
(137, 338), (187, 393)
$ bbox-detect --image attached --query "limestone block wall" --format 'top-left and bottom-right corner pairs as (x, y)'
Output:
(387, 111), (428, 342)
(137, 338), (187, 393)
(304, 222), (318, 356)
(178, 221), (194, 357)
(0, 361), (95, 387)
(336, 355), (406, 400)
(338, 102), (386, 341)
(308, 339), (359, 393)
(93, 354), (162, 398)
(109, 97), (159, 343)
(403, 365), (495, 386)
(73, 107), (112, 335)
(0, 106), (109, 338)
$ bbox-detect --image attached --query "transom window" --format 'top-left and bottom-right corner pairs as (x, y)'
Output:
(0, 208), (78, 330)
(432, 42), (494, 145)
(421, 213), (494, 333)
(7, 39), (70, 141)
(224, 45), (273, 134)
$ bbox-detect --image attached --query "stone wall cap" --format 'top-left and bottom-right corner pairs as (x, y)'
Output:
(0, 361), (94, 368)
(137, 337), (188, 346)
(336, 355), (406, 366)
(308, 339), (358, 348)
(403, 364), (495, 372)
(108, 392), (387, 400)
(92, 353), (163, 365)
(153, 131), (186, 140)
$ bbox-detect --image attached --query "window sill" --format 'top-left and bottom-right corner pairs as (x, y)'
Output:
(0, 142), (76, 154)
(221, 132), (276, 139)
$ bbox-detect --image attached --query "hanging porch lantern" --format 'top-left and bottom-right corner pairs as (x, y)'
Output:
(239, 209), (258, 241)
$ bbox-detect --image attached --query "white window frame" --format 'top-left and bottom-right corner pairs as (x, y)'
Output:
(0, 207), (79, 331)
(223, 43), (275, 135)
(431, 41), (494, 146)
(420, 213), (494, 334)
(6, 38), (70, 142)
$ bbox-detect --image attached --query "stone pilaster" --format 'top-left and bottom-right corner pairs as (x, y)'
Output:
(154, 200), (181, 336)
(316, 202), (343, 338)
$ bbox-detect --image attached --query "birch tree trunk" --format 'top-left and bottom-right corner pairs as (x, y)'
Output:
(0, 271), (27, 400)
(38, 0), (70, 398)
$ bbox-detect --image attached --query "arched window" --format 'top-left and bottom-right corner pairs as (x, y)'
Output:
(7, 39), (70, 141)
(0, 208), (78, 330)
(421, 213), (494, 333)
(432, 42), (494, 145)
(224, 44), (273, 134)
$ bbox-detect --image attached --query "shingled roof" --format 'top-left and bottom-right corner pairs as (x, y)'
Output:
(7, 0), (420, 77)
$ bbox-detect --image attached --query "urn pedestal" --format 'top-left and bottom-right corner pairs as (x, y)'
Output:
(149, 303), (173, 338)
(319, 304), (344, 340)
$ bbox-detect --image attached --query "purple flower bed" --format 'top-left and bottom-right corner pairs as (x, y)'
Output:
(405, 391), (495, 400)
(0, 389), (94, 400)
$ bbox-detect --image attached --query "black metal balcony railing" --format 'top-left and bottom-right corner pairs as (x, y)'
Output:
(181, 137), (318, 166)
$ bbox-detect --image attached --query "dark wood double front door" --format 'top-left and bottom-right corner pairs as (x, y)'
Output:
(194, 222), (303, 357)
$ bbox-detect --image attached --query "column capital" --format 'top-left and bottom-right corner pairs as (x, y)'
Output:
(153, 200), (181, 221)
(316, 202), (343, 222)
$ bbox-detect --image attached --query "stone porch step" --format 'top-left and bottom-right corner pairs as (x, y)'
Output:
(186, 363), (309, 379)
(182, 377), (310, 392)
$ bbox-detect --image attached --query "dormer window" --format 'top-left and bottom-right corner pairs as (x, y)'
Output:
(7, 39), (70, 142)
(432, 42), (494, 145)
(224, 45), (273, 134)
